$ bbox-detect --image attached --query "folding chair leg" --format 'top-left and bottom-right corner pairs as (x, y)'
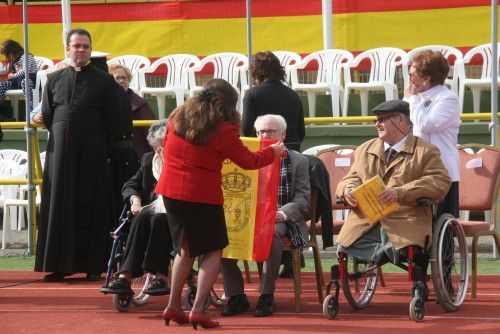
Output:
(291, 248), (302, 313)
(378, 267), (386, 287)
(243, 260), (252, 283)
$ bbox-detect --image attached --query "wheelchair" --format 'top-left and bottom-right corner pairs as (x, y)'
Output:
(100, 206), (225, 312)
(323, 205), (468, 322)
(100, 206), (156, 312)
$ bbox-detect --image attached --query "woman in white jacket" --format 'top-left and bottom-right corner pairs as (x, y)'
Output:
(404, 50), (460, 217)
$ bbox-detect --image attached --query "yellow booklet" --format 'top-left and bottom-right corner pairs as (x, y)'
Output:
(351, 175), (399, 224)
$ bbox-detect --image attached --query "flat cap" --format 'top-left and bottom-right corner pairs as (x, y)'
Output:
(372, 99), (410, 116)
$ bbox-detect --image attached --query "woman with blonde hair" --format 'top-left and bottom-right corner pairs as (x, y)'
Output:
(155, 78), (285, 329)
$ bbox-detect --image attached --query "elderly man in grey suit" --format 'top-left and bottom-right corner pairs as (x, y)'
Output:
(220, 114), (311, 317)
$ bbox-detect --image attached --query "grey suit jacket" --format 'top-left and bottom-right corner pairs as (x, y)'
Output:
(281, 150), (311, 239)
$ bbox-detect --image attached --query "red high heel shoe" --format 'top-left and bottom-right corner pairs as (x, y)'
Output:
(189, 311), (219, 330)
(162, 307), (189, 326)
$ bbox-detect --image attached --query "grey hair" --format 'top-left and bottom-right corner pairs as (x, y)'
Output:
(254, 114), (287, 131)
(147, 119), (168, 149)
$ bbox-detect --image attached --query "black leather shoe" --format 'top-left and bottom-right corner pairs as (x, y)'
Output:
(143, 277), (170, 296)
(221, 294), (250, 316)
(254, 294), (276, 317)
(100, 277), (131, 295)
(43, 272), (72, 282)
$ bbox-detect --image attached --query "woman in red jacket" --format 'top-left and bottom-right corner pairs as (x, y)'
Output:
(156, 79), (285, 329)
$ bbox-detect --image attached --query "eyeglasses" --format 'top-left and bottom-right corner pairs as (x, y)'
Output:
(69, 44), (91, 50)
(256, 129), (280, 136)
(373, 114), (399, 124)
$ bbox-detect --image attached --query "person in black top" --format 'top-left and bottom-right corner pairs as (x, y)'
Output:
(241, 51), (305, 152)
(241, 51), (306, 277)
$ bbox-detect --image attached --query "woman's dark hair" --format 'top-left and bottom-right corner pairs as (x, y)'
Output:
(0, 39), (24, 60)
(410, 50), (450, 86)
(169, 79), (240, 145)
(250, 51), (285, 83)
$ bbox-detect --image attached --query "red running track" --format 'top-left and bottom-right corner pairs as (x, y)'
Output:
(1, 271), (499, 333)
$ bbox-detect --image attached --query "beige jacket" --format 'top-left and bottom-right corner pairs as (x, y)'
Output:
(336, 134), (451, 250)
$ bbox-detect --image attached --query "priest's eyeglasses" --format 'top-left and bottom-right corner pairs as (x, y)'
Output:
(70, 44), (91, 50)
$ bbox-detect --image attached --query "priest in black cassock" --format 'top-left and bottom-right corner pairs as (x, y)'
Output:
(35, 28), (123, 282)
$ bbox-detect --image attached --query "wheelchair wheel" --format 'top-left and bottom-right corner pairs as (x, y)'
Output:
(342, 257), (378, 310)
(323, 295), (339, 319)
(131, 274), (152, 306)
(431, 213), (468, 312)
(113, 293), (133, 312)
(409, 296), (425, 322)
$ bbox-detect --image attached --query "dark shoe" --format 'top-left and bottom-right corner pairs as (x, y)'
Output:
(85, 273), (101, 281)
(100, 277), (131, 295)
(143, 277), (170, 296)
(279, 266), (293, 278)
(221, 294), (250, 316)
(43, 272), (72, 282)
(279, 252), (305, 278)
(254, 294), (276, 317)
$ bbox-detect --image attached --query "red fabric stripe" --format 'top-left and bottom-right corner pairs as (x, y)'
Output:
(335, 0), (490, 13)
(252, 138), (280, 262)
(0, 0), (489, 24)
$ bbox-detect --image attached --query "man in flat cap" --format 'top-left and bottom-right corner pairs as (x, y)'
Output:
(335, 99), (451, 271)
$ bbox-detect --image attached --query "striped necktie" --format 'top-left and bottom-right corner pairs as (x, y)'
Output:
(385, 147), (397, 164)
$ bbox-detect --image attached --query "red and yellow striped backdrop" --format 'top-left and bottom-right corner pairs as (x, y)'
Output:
(0, 0), (495, 60)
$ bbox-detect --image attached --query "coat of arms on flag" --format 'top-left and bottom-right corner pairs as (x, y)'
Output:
(221, 137), (280, 262)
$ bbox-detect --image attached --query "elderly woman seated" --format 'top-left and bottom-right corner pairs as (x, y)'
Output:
(105, 119), (172, 295)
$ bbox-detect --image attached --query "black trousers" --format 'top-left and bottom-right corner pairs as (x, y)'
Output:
(120, 212), (172, 278)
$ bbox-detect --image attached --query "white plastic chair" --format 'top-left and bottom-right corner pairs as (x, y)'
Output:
(0, 158), (28, 249)
(458, 43), (500, 114)
(107, 55), (151, 94)
(189, 52), (248, 94)
(402, 45), (463, 95)
(343, 47), (406, 116)
(34, 56), (54, 71)
(291, 49), (354, 117)
(140, 54), (200, 119)
(272, 51), (302, 86)
(0, 149), (28, 230)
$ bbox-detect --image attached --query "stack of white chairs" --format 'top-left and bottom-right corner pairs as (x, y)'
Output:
(272, 50), (302, 86)
(458, 43), (500, 114)
(291, 49), (354, 117)
(189, 52), (248, 112)
(140, 54), (200, 119)
(343, 47), (406, 117)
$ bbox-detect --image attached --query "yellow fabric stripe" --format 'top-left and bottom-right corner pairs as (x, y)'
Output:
(0, 6), (493, 59)
(222, 137), (261, 261)
(334, 6), (492, 51)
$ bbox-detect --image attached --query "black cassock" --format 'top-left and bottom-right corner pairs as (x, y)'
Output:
(35, 64), (122, 275)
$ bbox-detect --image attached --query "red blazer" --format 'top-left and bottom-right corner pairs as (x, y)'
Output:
(155, 121), (275, 205)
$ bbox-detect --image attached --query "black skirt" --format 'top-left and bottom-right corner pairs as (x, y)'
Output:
(163, 197), (229, 257)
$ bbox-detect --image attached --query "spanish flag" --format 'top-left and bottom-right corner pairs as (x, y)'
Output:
(222, 137), (280, 262)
